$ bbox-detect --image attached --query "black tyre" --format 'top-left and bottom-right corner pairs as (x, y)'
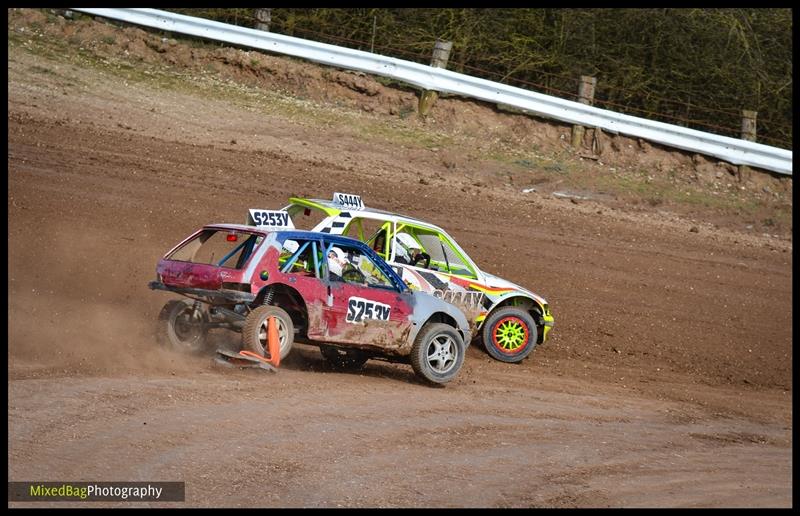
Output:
(481, 306), (538, 363)
(156, 299), (209, 354)
(241, 305), (294, 360)
(410, 323), (465, 385)
(319, 345), (369, 371)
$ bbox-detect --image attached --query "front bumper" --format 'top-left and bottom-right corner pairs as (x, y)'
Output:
(541, 313), (555, 342)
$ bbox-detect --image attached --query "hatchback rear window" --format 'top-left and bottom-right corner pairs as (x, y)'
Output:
(168, 229), (264, 269)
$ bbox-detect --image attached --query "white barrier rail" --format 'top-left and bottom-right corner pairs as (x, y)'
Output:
(73, 8), (792, 175)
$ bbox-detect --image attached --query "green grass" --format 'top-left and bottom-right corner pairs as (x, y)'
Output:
(373, 75), (416, 92)
(355, 119), (453, 148)
(589, 165), (788, 221)
(487, 147), (574, 177)
(483, 138), (791, 226)
(28, 64), (56, 75)
(397, 105), (415, 120)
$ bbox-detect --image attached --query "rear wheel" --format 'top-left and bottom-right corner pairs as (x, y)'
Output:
(482, 306), (538, 363)
(319, 345), (369, 371)
(410, 323), (465, 385)
(156, 299), (209, 354)
(241, 305), (294, 360)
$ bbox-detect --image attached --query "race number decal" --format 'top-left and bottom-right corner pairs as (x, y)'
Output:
(249, 209), (295, 229)
(346, 296), (391, 324)
(333, 192), (364, 210)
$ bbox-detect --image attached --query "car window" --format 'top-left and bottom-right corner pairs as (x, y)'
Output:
(285, 204), (329, 230)
(279, 238), (322, 278)
(324, 241), (395, 289)
(343, 217), (390, 260)
(168, 229), (263, 270)
(397, 226), (477, 279)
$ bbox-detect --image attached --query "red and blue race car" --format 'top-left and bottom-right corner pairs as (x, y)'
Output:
(149, 214), (471, 385)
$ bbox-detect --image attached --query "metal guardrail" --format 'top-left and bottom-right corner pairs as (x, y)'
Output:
(73, 8), (792, 175)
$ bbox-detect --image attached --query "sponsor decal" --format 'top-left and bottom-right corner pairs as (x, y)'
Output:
(401, 268), (486, 308)
(417, 270), (450, 291)
(433, 289), (485, 309)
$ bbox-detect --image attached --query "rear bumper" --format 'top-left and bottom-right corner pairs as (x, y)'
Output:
(148, 281), (255, 304)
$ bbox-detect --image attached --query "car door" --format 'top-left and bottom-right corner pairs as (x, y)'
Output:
(386, 226), (487, 314)
(320, 240), (413, 349)
(270, 236), (331, 340)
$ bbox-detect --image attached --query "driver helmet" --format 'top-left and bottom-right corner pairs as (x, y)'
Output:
(328, 246), (347, 276)
(394, 232), (421, 261)
(283, 239), (300, 254)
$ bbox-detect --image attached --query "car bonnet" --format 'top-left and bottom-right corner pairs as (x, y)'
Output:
(480, 271), (548, 306)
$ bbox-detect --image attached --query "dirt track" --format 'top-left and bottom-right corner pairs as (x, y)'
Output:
(7, 10), (793, 508)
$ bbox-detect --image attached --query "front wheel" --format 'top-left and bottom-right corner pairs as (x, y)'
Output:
(156, 299), (209, 354)
(410, 323), (465, 385)
(241, 305), (294, 360)
(481, 306), (538, 363)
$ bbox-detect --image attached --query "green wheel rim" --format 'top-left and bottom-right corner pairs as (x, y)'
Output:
(492, 316), (529, 354)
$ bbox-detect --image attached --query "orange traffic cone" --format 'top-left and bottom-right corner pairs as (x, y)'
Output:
(238, 316), (281, 368)
(266, 315), (281, 368)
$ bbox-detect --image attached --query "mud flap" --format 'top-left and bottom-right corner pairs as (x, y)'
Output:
(214, 349), (277, 373)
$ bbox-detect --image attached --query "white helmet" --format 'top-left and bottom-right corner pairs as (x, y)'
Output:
(328, 246), (346, 276)
(395, 232), (421, 250)
(283, 239), (300, 254)
(329, 246), (346, 260)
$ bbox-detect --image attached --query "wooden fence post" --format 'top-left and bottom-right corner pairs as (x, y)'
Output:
(254, 9), (272, 32)
(571, 75), (597, 148)
(370, 15), (377, 53)
(738, 109), (757, 182)
(740, 110), (757, 142)
(418, 40), (453, 117)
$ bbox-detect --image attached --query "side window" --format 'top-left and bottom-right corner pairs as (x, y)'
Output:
(325, 242), (395, 289)
(343, 217), (390, 260)
(392, 230), (424, 266)
(398, 227), (477, 279)
(279, 239), (322, 278)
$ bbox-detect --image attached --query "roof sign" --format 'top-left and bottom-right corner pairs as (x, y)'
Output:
(332, 192), (364, 211)
(248, 209), (295, 229)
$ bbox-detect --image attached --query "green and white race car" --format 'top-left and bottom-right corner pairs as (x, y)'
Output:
(277, 193), (555, 363)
